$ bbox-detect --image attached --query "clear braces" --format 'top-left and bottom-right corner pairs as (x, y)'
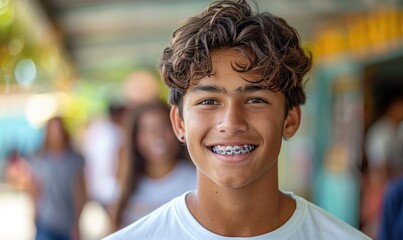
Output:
(212, 145), (255, 155)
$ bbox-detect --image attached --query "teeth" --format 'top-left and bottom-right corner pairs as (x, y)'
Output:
(212, 144), (255, 155)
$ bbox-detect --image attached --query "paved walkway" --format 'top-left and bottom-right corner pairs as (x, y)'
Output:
(0, 183), (111, 240)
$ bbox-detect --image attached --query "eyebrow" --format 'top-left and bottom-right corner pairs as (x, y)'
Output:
(191, 85), (227, 93)
(236, 84), (266, 93)
(190, 84), (267, 94)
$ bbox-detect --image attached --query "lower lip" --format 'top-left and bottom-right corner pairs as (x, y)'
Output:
(211, 150), (255, 163)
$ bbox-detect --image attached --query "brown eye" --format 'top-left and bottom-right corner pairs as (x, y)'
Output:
(246, 98), (266, 104)
(200, 99), (217, 105)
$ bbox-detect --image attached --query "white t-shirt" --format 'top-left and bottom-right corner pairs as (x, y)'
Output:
(122, 160), (197, 225)
(105, 191), (370, 240)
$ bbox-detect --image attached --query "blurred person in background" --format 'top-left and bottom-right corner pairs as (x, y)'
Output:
(362, 86), (403, 238)
(4, 149), (31, 190)
(122, 70), (161, 109)
(7, 116), (87, 240)
(365, 87), (403, 181)
(110, 100), (196, 231)
(82, 102), (127, 217)
(378, 177), (403, 240)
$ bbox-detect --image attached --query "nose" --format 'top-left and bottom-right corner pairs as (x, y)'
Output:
(216, 102), (248, 135)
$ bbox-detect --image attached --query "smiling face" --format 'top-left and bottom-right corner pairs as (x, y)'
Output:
(136, 108), (181, 165)
(171, 49), (301, 190)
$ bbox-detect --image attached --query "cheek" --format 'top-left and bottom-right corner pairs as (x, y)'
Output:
(257, 116), (285, 142)
(183, 113), (208, 160)
(184, 122), (203, 155)
(184, 110), (208, 135)
(136, 134), (150, 152)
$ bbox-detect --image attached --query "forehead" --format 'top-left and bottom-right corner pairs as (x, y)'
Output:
(211, 49), (246, 64)
(189, 49), (262, 88)
(139, 108), (168, 122)
(212, 49), (258, 75)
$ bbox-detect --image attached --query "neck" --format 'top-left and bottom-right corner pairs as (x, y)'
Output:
(187, 167), (295, 237)
(145, 159), (177, 179)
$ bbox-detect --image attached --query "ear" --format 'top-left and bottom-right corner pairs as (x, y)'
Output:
(283, 105), (301, 139)
(170, 105), (186, 142)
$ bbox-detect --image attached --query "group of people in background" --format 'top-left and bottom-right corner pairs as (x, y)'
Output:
(3, 0), (403, 238)
(362, 86), (403, 239)
(5, 95), (197, 240)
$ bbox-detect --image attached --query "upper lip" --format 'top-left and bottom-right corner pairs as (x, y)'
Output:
(206, 141), (258, 148)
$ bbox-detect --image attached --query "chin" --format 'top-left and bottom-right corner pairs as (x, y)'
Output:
(212, 173), (254, 189)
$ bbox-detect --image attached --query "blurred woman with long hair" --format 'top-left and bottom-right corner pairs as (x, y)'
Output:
(111, 101), (196, 230)
(27, 116), (87, 240)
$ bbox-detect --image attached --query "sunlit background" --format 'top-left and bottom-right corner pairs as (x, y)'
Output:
(1, 0), (403, 239)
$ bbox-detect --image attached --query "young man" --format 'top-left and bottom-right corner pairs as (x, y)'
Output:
(105, 0), (370, 239)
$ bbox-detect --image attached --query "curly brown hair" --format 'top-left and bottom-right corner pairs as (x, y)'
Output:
(160, 0), (312, 115)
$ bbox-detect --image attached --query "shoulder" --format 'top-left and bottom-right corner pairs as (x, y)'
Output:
(104, 192), (189, 240)
(366, 117), (393, 140)
(70, 149), (84, 160)
(66, 150), (85, 167)
(27, 154), (47, 171)
(295, 195), (370, 240)
(384, 178), (403, 203)
(387, 178), (403, 191)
